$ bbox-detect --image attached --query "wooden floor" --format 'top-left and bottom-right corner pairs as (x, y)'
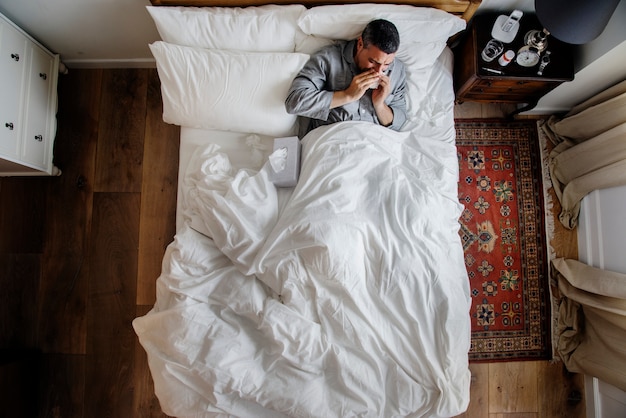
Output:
(0, 69), (584, 417)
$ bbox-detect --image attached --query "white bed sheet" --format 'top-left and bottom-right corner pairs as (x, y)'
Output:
(134, 47), (471, 417)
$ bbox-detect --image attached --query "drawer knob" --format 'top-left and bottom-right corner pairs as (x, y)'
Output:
(5, 122), (14, 130)
(34, 135), (43, 142)
(39, 73), (47, 80)
(11, 53), (20, 62)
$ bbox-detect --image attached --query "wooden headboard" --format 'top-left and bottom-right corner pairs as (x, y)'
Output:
(148, 0), (482, 22)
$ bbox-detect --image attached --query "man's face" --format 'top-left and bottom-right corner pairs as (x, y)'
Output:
(354, 37), (395, 74)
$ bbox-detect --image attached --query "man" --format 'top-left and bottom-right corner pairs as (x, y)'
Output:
(285, 19), (407, 138)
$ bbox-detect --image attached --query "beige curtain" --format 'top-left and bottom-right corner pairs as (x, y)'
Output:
(545, 81), (626, 391)
(552, 258), (626, 392)
(541, 79), (626, 229)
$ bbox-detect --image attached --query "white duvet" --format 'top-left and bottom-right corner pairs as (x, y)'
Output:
(133, 122), (471, 417)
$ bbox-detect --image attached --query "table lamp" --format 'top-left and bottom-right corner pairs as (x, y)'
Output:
(535, 0), (621, 44)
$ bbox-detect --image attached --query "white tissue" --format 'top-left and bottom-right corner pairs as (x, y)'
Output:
(246, 134), (268, 167)
(269, 147), (288, 172)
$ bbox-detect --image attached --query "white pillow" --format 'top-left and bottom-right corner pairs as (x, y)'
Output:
(150, 42), (309, 137)
(146, 5), (306, 52)
(295, 4), (465, 69)
(297, 4), (465, 43)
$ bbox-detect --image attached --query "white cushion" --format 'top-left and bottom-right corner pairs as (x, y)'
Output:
(295, 4), (465, 68)
(150, 42), (309, 137)
(297, 4), (465, 43)
(146, 5), (305, 52)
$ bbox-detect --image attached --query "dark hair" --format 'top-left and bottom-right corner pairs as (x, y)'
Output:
(361, 19), (400, 54)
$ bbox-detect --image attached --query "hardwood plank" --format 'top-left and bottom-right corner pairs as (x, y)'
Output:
(37, 353), (85, 418)
(489, 361), (539, 414)
(137, 69), (179, 306)
(0, 349), (41, 418)
(490, 104), (518, 118)
(537, 361), (585, 418)
(455, 102), (483, 119)
(94, 69), (148, 193)
(133, 305), (172, 417)
(85, 192), (140, 417)
(455, 362), (490, 418)
(0, 254), (40, 348)
(37, 69), (102, 355)
(454, 102), (518, 119)
(0, 177), (48, 253)
(489, 413), (538, 418)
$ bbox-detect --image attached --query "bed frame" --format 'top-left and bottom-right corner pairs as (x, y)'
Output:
(149, 0), (482, 22)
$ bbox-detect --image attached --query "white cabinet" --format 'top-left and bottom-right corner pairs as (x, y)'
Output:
(0, 12), (60, 176)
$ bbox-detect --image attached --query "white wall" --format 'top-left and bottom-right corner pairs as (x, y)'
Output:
(0, 0), (160, 67)
(528, 0), (626, 115)
(575, 0), (626, 71)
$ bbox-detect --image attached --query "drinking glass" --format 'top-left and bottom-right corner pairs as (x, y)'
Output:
(481, 39), (504, 62)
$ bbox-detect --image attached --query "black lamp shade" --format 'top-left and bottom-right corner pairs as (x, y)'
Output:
(535, 0), (621, 44)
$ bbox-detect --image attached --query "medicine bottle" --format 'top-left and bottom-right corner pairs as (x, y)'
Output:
(498, 50), (515, 66)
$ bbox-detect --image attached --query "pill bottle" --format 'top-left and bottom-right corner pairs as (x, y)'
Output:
(498, 50), (515, 66)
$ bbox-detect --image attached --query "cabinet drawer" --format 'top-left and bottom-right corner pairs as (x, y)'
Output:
(474, 79), (552, 95)
(0, 11), (59, 176)
(0, 21), (28, 157)
(22, 45), (55, 169)
(461, 91), (532, 103)
(462, 78), (561, 102)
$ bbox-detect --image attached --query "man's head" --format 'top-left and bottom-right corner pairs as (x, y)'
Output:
(354, 19), (400, 74)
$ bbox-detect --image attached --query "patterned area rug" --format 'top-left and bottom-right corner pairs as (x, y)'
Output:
(455, 120), (551, 361)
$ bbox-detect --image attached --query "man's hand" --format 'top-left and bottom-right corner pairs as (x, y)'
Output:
(330, 69), (394, 127)
(371, 72), (391, 105)
(330, 70), (380, 109)
(371, 73), (394, 126)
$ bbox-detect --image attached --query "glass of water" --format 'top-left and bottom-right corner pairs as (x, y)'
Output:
(481, 39), (504, 62)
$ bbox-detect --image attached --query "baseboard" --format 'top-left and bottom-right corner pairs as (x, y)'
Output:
(61, 58), (156, 69)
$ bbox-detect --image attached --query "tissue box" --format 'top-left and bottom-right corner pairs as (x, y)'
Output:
(269, 136), (301, 188)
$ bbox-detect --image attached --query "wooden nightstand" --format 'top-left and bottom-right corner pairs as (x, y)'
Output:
(454, 13), (574, 114)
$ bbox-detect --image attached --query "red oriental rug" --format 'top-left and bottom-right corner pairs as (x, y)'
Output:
(455, 120), (551, 361)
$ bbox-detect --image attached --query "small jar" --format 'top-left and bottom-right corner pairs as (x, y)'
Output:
(498, 50), (515, 66)
(481, 39), (503, 62)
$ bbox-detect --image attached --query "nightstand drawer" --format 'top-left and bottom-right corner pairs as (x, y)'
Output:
(462, 90), (537, 103)
(460, 77), (564, 103)
(471, 79), (560, 96)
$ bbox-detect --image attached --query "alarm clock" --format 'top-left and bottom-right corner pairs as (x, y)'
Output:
(516, 45), (540, 67)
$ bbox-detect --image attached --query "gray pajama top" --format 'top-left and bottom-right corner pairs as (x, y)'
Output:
(285, 39), (408, 138)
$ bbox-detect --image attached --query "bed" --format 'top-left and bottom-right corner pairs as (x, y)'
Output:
(133, 1), (479, 417)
